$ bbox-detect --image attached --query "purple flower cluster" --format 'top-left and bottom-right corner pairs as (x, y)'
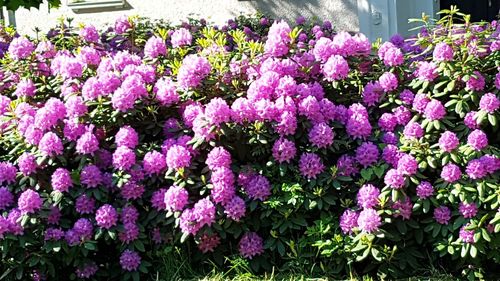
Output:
(95, 204), (118, 229)
(299, 153), (325, 179)
(239, 232), (264, 259)
(119, 250), (141, 271)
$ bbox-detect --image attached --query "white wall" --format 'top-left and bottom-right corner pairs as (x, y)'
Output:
(14, 0), (360, 35)
(358, 0), (439, 41)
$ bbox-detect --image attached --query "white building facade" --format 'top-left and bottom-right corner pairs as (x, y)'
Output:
(10, 0), (439, 41)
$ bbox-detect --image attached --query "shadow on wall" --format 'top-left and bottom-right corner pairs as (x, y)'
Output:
(234, 0), (359, 32)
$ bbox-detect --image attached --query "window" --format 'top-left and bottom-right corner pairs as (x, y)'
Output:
(67, 0), (126, 12)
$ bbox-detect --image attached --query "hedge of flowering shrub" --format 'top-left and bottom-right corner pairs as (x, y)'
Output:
(0, 8), (499, 280)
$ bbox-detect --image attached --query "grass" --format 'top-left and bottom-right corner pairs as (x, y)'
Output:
(152, 246), (460, 281)
(155, 273), (459, 281)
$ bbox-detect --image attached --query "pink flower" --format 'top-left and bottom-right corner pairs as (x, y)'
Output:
(322, 55), (349, 81)
(357, 208), (381, 233)
(14, 78), (36, 97)
(382, 46), (404, 66)
(76, 127), (99, 155)
(119, 250), (141, 271)
(465, 71), (485, 91)
(362, 82), (383, 106)
(112, 146), (136, 170)
(39, 132), (63, 156)
(243, 174), (271, 201)
(459, 202), (477, 218)
(397, 154), (418, 176)
(51, 168), (73, 192)
(18, 152), (37, 176)
(340, 209), (359, 234)
(79, 25), (99, 43)
(205, 97), (231, 125)
(223, 196), (246, 221)
(479, 93), (499, 113)
(18, 189), (42, 214)
(171, 28), (192, 48)
(177, 55), (211, 89)
(403, 122), (423, 139)
(264, 21), (291, 57)
(313, 37), (334, 62)
(154, 78), (179, 106)
(433, 42), (453, 62)
(416, 61), (438, 81)
(166, 145), (191, 169)
(459, 225), (475, 243)
(115, 15), (131, 34)
(384, 169), (405, 189)
(115, 126), (139, 148)
(413, 93), (430, 113)
(357, 184), (380, 209)
(441, 164), (461, 183)
(467, 129), (488, 150)
(439, 131), (459, 152)
(164, 185), (189, 212)
(424, 99), (446, 120)
(378, 72), (398, 92)
(8, 37), (35, 60)
(144, 36), (166, 58)
(0, 187), (14, 210)
(143, 150), (166, 175)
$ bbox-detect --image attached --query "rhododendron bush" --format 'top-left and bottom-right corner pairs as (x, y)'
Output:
(0, 8), (499, 280)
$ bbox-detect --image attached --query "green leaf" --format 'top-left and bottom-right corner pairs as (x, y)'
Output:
(373, 165), (386, 178)
(432, 224), (441, 238)
(134, 240), (145, 252)
(392, 189), (402, 202)
(415, 229), (423, 244)
(447, 246), (455, 255)
(356, 247), (370, 262)
(461, 244), (469, 258)
(445, 99), (458, 107)
(476, 111), (487, 124)
(455, 101), (463, 114)
(84, 242), (96, 250)
(396, 221), (407, 234)
(360, 168), (373, 181)
(447, 80), (455, 91)
(132, 272), (140, 281)
(180, 232), (189, 243)
(351, 241), (367, 252)
(423, 200), (430, 214)
(371, 247), (382, 261)
(433, 120), (441, 130)
(488, 114), (497, 126)
(470, 245), (477, 258)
